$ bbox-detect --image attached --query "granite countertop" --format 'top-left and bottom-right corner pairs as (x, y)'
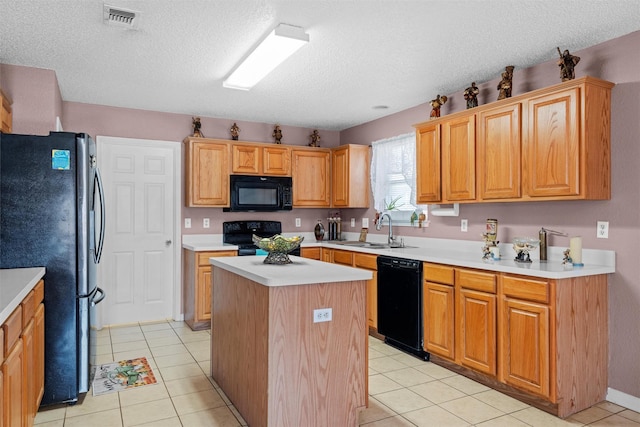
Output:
(210, 255), (372, 287)
(184, 233), (615, 280)
(0, 267), (46, 324)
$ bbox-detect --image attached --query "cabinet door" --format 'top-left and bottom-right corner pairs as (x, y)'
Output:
(291, 149), (331, 207)
(331, 145), (369, 208)
(331, 146), (349, 207)
(424, 282), (455, 359)
(34, 304), (44, 412)
(263, 146), (291, 176)
(366, 270), (378, 329)
(416, 124), (441, 203)
(501, 297), (550, 397)
(443, 115), (476, 201)
(197, 266), (213, 322)
(231, 144), (261, 175)
(21, 320), (34, 427)
(457, 289), (496, 375)
(1, 89), (12, 133)
(186, 141), (229, 206)
(477, 103), (522, 200)
(3, 340), (23, 427)
(526, 88), (579, 197)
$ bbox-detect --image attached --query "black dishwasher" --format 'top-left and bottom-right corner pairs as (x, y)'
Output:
(377, 255), (429, 360)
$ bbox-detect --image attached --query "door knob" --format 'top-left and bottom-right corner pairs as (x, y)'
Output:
(165, 240), (172, 246)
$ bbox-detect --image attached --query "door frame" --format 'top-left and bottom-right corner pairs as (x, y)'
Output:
(96, 136), (183, 326)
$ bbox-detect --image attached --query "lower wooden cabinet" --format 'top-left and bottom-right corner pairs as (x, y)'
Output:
(2, 278), (43, 427)
(183, 249), (237, 330)
(3, 339), (23, 427)
(354, 253), (378, 330)
(423, 263), (455, 359)
(0, 89), (12, 133)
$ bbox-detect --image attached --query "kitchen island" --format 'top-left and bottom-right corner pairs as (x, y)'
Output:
(209, 255), (371, 427)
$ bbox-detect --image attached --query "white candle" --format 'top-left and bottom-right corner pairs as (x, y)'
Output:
(570, 236), (583, 264)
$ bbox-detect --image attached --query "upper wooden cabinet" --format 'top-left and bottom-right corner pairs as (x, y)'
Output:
(442, 115), (476, 202)
(416, 124), (441, 203)
(184, 138), (230, 207)
(414, 76), (614, 204)
(477, 103), (522, 200)
(1, 89), (12, 133)
(231, 142), (291, 176)
(331, 144), (370, 208)
(291, 147), (331, 208)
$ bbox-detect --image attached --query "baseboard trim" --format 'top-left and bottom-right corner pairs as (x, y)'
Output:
(607, 388), (640, 413)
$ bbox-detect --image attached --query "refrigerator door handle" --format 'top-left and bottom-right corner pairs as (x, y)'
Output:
(94, 168), (106, 263)
(91, 287), (106, 306)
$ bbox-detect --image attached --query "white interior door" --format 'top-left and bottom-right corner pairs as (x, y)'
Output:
(97, 136), (181, 326)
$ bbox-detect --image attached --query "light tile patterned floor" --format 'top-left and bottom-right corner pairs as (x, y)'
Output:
(33, 320), (640, 427)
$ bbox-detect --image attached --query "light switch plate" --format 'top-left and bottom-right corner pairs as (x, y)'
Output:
(362, 218), (369, 228)
(461, 219), (468, 232)
(295, 218), (301, 227)
(184, 218), (191, 228)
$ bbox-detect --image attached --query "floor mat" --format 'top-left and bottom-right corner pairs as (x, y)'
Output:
(92, 356), (157, 396)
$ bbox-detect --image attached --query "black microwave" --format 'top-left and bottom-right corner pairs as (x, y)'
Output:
(225, 175), (293, 212)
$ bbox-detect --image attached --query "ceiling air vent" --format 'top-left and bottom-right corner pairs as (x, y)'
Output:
(103, 4), (140, 29)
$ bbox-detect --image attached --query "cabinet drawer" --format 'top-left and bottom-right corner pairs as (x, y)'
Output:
(501, 275), (549, 303)
(354, 253), (377, 270)
(456, 268), (496, 293)
(301, 247), (321, 260)
(197, 251), (236, 266)
(3, 305), (22, 357)
(35, 279), (45, 305)
(424, 263), (454, 285)
(21, 290), (36, 326)
(332, 250), (354, 266)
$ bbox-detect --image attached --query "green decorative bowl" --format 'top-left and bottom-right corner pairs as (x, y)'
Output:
(252, 234), (304, 264)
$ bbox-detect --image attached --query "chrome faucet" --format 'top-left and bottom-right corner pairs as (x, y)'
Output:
(376, 213), (395, 245)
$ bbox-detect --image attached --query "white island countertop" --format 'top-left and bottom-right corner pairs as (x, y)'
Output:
(0, 267), (45, 324)
(210, 255), (372, 287)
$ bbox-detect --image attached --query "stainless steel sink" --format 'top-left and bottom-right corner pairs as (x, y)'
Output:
(335, 241), (417, 250)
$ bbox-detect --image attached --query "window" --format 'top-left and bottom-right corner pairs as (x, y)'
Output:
(370, 132), (425, 226)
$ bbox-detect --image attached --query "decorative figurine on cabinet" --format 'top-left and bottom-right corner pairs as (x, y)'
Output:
(463, 82), (480, 109)
(272, 125), (283, 144)
(230, 122), (240, 140)
(429, 94), (448, 119)
(557, 47), (581, 81)
(192, 117), (204, 137)
(497, 65), (515, 100)
(309, 129), (321, 147)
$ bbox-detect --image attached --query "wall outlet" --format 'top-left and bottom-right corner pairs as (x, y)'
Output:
(362, 218), (369, 228)
(203, 218), (210, 228)
(184, 218), (191, 228)
(295, 218), (301, 227)
(597, 221), (609, 238)
(351, 218), (356, 227)
(461, 219), (468, 232)
(313, 308), (332, 323)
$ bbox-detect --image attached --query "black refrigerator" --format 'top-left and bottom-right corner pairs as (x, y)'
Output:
(0, 131), (106, 405)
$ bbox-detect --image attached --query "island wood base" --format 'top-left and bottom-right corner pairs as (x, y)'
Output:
(211, 267), (367, 427)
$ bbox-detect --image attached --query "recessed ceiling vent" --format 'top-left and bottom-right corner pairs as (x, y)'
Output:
(103, 4), (140, 29)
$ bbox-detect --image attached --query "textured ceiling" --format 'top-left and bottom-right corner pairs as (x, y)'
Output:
(1, 0), (639, 131)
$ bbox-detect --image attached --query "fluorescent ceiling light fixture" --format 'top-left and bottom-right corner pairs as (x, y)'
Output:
(223, 24), (309, 90)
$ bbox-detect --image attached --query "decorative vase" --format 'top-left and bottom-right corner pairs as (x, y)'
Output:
(314, 220), (325, 241)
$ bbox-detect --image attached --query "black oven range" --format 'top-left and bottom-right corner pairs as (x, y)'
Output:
(222, 220), (301, 256)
